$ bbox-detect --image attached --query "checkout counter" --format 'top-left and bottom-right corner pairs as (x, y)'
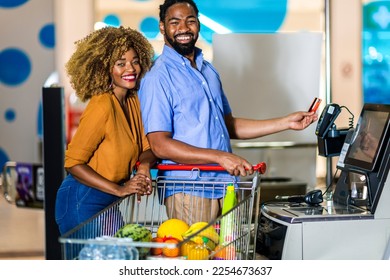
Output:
(256, 103), (390, 259)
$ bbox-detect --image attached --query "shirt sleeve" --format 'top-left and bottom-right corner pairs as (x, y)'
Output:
(209, 62), (232, 116)
(64, 99), (107, 168)
(139, 75), (173, 135)
(221, 87), (232, 116)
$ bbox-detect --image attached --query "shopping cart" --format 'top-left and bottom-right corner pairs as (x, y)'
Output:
(58, 162), (266, 260)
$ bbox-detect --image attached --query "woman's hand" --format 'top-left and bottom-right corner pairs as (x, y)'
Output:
(121, 173), (152, 201)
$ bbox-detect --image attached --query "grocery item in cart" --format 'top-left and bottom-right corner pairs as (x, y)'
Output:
(78, 237), (139, 260)
(219, 184), (237, 245)
(187, 238), (210, 260)
(182, 222), (219, 244)
(161, 238), (180, 257)
(115, 223), (152, 257)
(151, 237), (164, 255)
(59, 163), (266, 260)
(115, 224), (152, 242)
(157, 218), (190, 241)
(180, 240), (197, 258)
(213, 244), (236, 260)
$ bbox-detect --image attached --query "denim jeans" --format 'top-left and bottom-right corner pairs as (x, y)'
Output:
(55, 174), (119, 235)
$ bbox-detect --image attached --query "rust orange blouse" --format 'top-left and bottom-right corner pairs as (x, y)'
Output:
(65, 92), (150, 183)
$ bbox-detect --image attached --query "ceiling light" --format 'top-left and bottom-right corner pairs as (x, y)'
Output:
(199, 13), (232, 34)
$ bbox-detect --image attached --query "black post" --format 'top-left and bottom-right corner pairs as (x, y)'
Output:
(325, 0), (333, 189)
(42, 87), (66, 260)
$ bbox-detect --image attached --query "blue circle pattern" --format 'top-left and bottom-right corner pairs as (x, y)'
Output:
(140, 17), (159, 39)
(103, 14), (121, 27)
(0, 48), (31, 86)
(0, 0), (28, 8)
(0, 0), (287, 161)
(39, 23), (55, 49)
(5, 108), (16, 122)
(1, 1), (52, 160)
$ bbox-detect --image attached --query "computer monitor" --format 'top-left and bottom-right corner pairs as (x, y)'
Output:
(343, 103), (390, 172)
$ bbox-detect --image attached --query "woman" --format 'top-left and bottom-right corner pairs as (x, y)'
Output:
(55, 26), (156, 235)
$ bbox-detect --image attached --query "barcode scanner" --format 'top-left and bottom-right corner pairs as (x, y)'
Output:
(275, 189), (324, 206)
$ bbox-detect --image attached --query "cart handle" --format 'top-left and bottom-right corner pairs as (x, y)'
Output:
(155, 162), (266, 174)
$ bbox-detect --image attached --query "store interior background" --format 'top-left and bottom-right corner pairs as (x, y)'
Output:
(1, 0), (388, 259)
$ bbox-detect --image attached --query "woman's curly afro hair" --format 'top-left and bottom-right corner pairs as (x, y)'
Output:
(65, 26), (154, 102)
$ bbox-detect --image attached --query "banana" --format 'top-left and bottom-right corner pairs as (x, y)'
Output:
(201, 227), (219, 245)
(182, 222), (207, 238)
(182, 222), (219, 244)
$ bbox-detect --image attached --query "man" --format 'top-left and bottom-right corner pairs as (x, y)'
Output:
(139, 0), (318, 225)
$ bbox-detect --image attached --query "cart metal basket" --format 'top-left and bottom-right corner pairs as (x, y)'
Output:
(58, 163), (266, 260)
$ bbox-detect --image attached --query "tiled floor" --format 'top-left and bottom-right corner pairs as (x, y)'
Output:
(0, 199), (45, 260)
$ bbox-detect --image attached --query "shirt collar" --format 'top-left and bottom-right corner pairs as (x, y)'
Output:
(162, 45), (204, 71)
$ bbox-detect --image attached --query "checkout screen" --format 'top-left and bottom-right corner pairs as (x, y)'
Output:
(347, 110), (388, 164)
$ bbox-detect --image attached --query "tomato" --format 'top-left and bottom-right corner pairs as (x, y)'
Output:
(151, 237), (164, 255)
(162, 238), (180, 257)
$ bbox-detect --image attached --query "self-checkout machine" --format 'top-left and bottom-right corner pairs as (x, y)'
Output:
(256, 103), (390, 259)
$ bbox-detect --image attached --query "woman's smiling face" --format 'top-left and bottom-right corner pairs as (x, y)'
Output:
(111, 48), (141, 91)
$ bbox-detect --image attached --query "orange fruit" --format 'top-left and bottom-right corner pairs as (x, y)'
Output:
(151, 237), (164, 255)
(162, 238), (180, 257)
(157, 219), (189, 241)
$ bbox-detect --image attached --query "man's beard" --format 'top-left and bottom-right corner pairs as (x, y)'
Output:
(166, 34), (197, 56)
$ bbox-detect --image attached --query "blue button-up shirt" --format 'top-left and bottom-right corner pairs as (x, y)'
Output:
(139, 45), (235, 198)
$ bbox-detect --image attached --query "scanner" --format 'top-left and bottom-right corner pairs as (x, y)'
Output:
(275, 189), (323, 206)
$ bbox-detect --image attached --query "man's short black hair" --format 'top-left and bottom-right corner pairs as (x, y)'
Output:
(159, 0), (199, 22)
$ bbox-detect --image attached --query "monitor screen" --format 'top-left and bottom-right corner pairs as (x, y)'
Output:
(344, 103), (390, 172)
